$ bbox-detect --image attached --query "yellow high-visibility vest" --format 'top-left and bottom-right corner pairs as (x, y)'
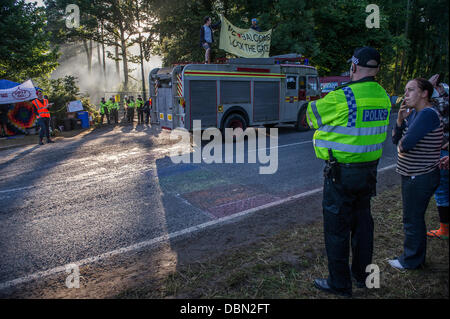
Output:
(306, 80), (391, 163)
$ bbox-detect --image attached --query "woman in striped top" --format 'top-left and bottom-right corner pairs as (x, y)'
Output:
(390, 78), (443, 270)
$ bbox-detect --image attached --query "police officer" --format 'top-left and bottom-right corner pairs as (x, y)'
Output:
(126, 96), (136, 123)
(143, 98), (151, 125)
(110, 96), (119, 124)
(306, 47), (391, 297)
(99, 97), (110, 124)
(136, 95), (144, 124)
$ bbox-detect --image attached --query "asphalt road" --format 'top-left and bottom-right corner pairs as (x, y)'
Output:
(0, 119), (398, 286)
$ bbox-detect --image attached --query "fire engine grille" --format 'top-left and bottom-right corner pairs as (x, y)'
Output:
(190, 80), (217, 127)
(253, 81), (279, 122)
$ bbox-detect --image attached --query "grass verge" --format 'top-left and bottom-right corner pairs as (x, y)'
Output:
(117, 185), (449, 299)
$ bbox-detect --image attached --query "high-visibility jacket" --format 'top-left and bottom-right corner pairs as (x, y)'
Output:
(135, 99), (144, 108)
(105, 100), (114, 111)
(127, 101), (135, 108)
(112, 102), (119, 110)
(32, 99), (51, 118)
(306, 78), (391, 163)
(100, 102), (108, 114)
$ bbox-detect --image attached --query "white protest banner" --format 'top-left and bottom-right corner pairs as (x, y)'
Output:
(219, 15), (272, 58)
(0, 80), (38, 105)
(67, 100), (83, 112)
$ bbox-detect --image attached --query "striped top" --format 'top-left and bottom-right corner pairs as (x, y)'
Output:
(393, 107), (443, 176)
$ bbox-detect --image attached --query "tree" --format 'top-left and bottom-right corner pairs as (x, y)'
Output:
(37, 75), (98, 122)
(44, 0), (103, 75)
(45, 0), (148, 91)
(0, 0), (59, 82)
(150, 0), (225, 66)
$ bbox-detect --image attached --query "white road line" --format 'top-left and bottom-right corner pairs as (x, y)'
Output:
(0, 185), (36, 194)
(247, 140), (312, 153)
(0, 164), (396, 290)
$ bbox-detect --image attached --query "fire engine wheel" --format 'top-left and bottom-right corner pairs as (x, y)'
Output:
(222, 113), (248, 142)
(224, 113), (247, 131)
(295, 107), (309, 132)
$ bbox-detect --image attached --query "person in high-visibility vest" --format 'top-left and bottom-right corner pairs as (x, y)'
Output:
(32, 90), (55, 145)
(136, 95), (145, 124)
(99, 97), (110, 124)
(126, 96), (136, 123)
(306, 47), (391, 297)
(111, 96), (119, 124)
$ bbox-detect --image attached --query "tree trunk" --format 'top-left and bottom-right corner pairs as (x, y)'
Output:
(396, 0), (411, 92)
(119, 26), (129, 92)
(101, 22), (107, 84)
(393, 47), (399, 93)
(82, 39), (93, 74)
(115, 41), (121, 80)
(97, 40), (101, 69)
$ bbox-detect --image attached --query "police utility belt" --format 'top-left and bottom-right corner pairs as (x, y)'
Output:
(324, 148), (378, 183)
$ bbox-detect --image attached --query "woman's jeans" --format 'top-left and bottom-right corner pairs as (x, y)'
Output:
(398, 168), (440, 269)
(434, 150), (449, 207)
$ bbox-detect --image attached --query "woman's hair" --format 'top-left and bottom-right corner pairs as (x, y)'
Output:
(412, 78), (434, 101)
(204, 16), (210, 24)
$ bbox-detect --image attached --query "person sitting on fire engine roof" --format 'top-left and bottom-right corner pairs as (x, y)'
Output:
(200, 16), (221, 64)
(250, 18), (261, 32)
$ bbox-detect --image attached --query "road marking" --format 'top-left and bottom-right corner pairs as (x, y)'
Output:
(247, 140), (312, 153)
(0, 164), (396, 290)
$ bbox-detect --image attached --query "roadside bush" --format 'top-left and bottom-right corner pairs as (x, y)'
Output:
(36, 75), (99, 125)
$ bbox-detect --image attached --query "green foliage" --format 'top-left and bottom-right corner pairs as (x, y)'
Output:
(0, 0), (59, 81)
(6, 0), (445, 97)
(149, 0), (448, 95)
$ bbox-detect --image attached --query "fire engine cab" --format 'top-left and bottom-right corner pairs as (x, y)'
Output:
(149, 54), (321, 133)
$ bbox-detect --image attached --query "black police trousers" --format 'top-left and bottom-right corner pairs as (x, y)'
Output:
(322, 162), (378, 293)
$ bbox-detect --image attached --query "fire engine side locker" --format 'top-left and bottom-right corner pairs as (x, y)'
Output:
(182, 64), (227, 130)
(182, 63), (285, 130)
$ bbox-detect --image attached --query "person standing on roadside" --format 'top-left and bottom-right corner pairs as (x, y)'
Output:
(100, 97), (110, 124)
(136, 95), (144, 125)
(427, 74), (449, 240)
(32, 90), (55, 145)
(143, 98), (151, 125)
(0, 103), (10, 137)
(306, 47), (391, 297)
(390, 78), (443, 270)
